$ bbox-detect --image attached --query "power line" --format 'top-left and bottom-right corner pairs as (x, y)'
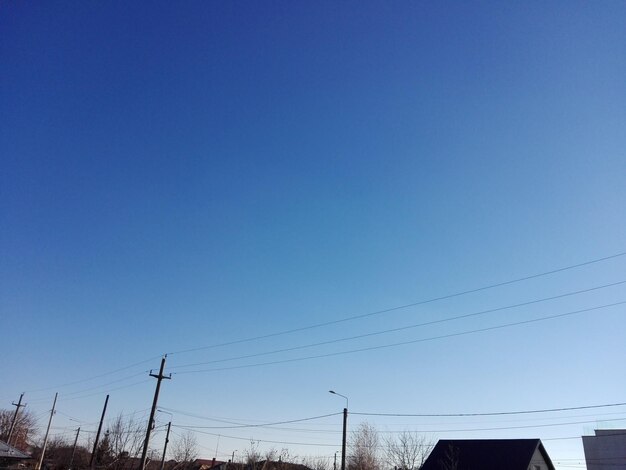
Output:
(169, 410), (626, 433)
(27, 379), (153, 404)
(351, 401), (626, 417)
(15, 250), (624, 398)
(169, 280), (625, 370)
(173, 419), (626, 448)
(174, 300), (626, 374)
(25, 356), (162, 393)
(154, 403), (626, 435)
(25, 379), (150, 403)
(26, 372), (148, 402)
(167, 412), (342, 430)
(350, 417), (626, 434)
(158, 407), (252, 426)
(172, 425), (340, 447)
(167, 251), (626, 356)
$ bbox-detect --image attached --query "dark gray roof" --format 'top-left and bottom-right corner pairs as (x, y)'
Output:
(0, 440), (31, 459)
(421, 439), (555, 470)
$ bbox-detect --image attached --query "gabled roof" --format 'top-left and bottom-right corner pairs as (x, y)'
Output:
(421, 439), (555, 470)
(0, 439), (31, 460)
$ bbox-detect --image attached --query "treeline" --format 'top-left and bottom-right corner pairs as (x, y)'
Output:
(2, 410), (433, 470)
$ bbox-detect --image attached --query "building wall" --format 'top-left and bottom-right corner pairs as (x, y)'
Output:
(527, 448), (549, 470)
(582, 429), (626, 470)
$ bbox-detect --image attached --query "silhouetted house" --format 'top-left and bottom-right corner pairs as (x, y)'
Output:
(0, 439), (32, 469)
(421, 439), (555, 470)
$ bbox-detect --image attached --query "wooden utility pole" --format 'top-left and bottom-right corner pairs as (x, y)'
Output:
(159, 422), (171, 470)
(140, 356), (171, 470)
(69, 427), (81, 470)
(90, 394), (109, 470)
(6, 393), (26, 447)
(36, 393), (58, 470)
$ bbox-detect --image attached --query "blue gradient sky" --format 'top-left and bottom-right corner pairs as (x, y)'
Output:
(1, 2), (625, 468)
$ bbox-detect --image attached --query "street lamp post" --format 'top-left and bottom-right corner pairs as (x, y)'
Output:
(157, 409), (173, 470)
(329, 391), (348, 470)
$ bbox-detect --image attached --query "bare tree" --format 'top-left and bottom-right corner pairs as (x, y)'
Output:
(171, 430), (198, 467)
(0, 408), (38, 450)
(245, 440), (261, 467)
(107, 412), (146, 466)
(384, 432), (434, 470)
(301, 456), (332, 470)
(43, 435), (76, 470)
(277, 448), (292, 463)
(264, 448), (279, 462)
(348, 422), (380, 470)
(30, 435), (89, 470)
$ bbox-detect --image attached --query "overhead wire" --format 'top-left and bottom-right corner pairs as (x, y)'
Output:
(13, 250), (624, 398)
(168, 280), (625, 370)
(158, 407), (254, 426)
(170, 410), (626, 433)
(165, 412), (342, 430)
(52, 379), (152, 403)
(24, 355), (162, 393)
(8, 250), (625, 455)
(166, 251), (626, 356)
(351, 401), (626, 417)
(349, 417), (626, 435)
(173, 300), (626, 374)
(27, 371), (149, 402)
(153, 402), (626, 441)
(172, 426), (340, 447)
(173, 419), (626, 449)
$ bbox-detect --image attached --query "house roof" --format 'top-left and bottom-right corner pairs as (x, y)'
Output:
(192, 459), (229, 470)
(421, 439), (555, 470)
(194, 459), (225, 466)
(0, 440), (31, 460)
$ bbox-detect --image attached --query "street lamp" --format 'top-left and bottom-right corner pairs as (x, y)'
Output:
(329, 391), (348, 470)
(328, 391), (348, 408)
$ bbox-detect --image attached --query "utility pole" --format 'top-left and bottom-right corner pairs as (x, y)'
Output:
(69, 427), (81, 470)
(159, 422), (171, 470)
(36, 392), (58, 470)
(341, 407), (347, 470)
(6, 393), (26, 447)
(334, 452), (337, 470)
(90, 394), (109, 470)
(140, 356), (171, 470)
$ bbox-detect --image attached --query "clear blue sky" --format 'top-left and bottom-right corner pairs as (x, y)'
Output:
(1, 2), (625, 468)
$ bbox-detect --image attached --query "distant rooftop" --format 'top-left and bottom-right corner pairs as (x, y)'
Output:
(0, 440), (31, 460)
